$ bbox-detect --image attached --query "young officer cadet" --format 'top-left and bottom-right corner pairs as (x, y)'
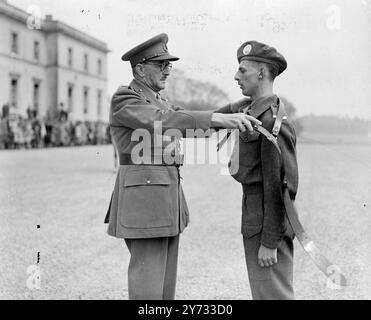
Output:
(217, 41), (299, 300)
(104, 33), (260, 300)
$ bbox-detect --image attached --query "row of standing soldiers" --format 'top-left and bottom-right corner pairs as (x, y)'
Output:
(0, 107), (111, 150)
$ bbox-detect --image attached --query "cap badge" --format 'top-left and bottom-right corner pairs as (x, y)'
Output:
(243, 44), (252, 55)
(162, 42), (168, 52)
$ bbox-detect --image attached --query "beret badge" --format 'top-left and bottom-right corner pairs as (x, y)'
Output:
(243, 44), (252, 55)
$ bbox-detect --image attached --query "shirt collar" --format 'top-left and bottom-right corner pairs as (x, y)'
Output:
(246, 94), (278, 118)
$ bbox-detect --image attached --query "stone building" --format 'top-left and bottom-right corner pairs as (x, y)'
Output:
(0, 0), (110, 122)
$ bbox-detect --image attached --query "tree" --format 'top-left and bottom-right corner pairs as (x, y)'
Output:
(298, 114), (371, 136)
(279, 97), (304, 136)
(163, 69), (230, 111)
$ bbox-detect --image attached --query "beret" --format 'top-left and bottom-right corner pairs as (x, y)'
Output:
(237, 40), (287, 76)
(121, 33), (179, 67)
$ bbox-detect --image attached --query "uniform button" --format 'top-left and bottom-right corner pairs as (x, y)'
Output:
(146, 178), (151, 184)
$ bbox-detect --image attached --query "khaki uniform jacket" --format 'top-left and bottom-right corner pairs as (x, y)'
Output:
(217, 95), (298, 249)
(105, 79), (213, 239)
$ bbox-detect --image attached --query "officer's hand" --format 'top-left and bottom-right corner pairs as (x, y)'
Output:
(230, 97), (252, 113)
(258, 245), (278, 268)
(211, 113), (261, 132)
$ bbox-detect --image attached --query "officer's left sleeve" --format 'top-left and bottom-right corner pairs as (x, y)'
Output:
(214, 102), (248, 114)
(214, 104), (233, 114)
(260, 123), (297, 249)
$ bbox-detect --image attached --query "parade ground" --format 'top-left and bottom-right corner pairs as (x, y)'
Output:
(1, 140), (371, 300)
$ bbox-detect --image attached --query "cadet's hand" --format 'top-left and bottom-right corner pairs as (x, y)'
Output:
(211, 113), (261, 132)
(258, 245), (278, 267)
(230, 97), (252, 113)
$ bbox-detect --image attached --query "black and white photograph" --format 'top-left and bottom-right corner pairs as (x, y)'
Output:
(0, 0), (371, 304)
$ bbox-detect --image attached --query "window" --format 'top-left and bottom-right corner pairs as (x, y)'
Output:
(68, 48), (73, 67)
(97, 59), (102, 75)
(34, 41), (40, 61)
(33, 80), (41, 112)
(97, 89), (102, 117)
(83, 86), (89, 114)
(67, 83), (74, 112)
(11, 32), (18, 54)
(10, 76), (19, 108)
(84, 53), (89, 72)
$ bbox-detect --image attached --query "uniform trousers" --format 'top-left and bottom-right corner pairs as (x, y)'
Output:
(124, 235), (179, 300)
(243, 232), (295, 300)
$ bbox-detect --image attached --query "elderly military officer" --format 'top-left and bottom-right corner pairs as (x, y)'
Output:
(216, 41), (299, 300)
(104, 33), (261, 300)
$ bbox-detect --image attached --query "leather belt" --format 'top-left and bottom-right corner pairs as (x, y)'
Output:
(119, 153), (184, 167)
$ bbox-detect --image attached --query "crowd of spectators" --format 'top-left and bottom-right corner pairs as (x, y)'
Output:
(0, 104), (112, 150)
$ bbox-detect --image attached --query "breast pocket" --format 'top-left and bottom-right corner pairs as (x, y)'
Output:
(240, 131), (260, 143)
(119, 168), (174, 229)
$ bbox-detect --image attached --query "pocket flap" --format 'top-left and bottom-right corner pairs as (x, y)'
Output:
(123, 169), (171, 187)
(241, 225), (263, 238)
(240, 131), (260, 143)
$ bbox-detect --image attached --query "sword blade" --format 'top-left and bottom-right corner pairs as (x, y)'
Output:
(217, 130), (232, 152)
(283, 189), (347, 287)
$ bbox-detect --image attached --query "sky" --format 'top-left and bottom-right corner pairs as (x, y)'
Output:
(9, 0), (371, 119)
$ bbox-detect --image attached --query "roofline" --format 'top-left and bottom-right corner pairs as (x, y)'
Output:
(0, 0), (29, 25)
(0, 1), (110, 53)
(44, 20), (110, 53)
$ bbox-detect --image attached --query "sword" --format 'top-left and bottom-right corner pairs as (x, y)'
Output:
(216, 125), (279, 153)
(218, 122), (348, 287)
(256, 124), (348, 287)
(216, 130), (232, 152)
